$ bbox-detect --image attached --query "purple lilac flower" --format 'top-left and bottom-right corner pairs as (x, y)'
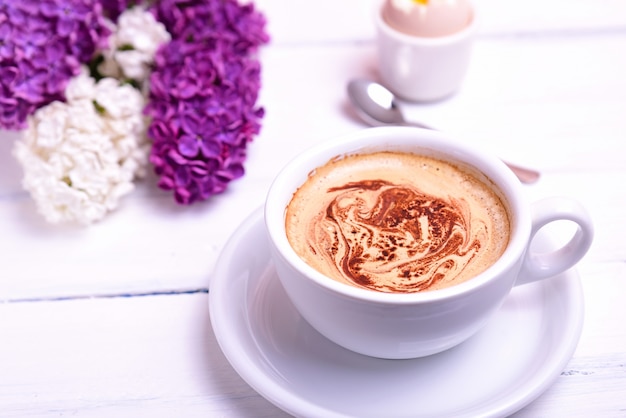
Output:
(97, 0), (144, 21)
(0, 0), (111, 130)
(150, 0), (269, 55)
(145, 0), (268, 205)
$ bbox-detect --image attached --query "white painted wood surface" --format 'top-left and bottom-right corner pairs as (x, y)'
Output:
(1, 0), (625, 416)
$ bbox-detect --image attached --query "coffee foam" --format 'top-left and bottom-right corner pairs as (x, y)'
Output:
(285, 152), (510, 293)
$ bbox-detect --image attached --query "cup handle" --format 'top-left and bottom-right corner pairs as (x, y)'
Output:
(515, 197), (594, 286)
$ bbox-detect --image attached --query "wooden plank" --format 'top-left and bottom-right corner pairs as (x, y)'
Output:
(0, 293), (289, 417)
(253, 0), (626, 44)
(2, 33), (625, 300)
(0, 268), (624, 416)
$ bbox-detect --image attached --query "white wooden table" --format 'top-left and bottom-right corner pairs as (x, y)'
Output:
(1, 1), (625, 416)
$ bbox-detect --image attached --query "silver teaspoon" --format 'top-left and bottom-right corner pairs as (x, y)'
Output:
(347, 79), (540, 184)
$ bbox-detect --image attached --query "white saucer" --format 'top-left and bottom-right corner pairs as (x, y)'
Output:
(209, 208), (584, 418)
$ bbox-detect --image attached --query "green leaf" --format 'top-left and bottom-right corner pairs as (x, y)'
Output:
(92, 100), (106, 115)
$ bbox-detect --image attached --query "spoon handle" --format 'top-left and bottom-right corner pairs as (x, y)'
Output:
(402, 121), (435, 130)
(501, 161), (541, 184)
(402, 121), (540, 184)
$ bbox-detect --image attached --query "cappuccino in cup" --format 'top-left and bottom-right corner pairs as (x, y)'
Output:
(285, 151), (510, 293)
(266, 127), (592, 358)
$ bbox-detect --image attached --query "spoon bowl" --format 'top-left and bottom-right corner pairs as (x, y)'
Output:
(347, 79), (431, 129)
(347, 79), (540, 184)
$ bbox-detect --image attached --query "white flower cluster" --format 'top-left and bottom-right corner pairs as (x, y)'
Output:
(13, 70), (150, 225)
(99, 6), (171, 85)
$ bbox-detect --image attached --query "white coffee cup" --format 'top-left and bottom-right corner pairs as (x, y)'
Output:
(264, 127), (593, 359)
(375, 0), (476, 102)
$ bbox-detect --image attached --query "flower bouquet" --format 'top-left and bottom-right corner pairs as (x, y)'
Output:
(1, 0), (269, 224)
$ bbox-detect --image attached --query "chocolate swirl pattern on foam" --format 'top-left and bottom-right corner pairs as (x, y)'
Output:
(313, 179), (483, 293)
